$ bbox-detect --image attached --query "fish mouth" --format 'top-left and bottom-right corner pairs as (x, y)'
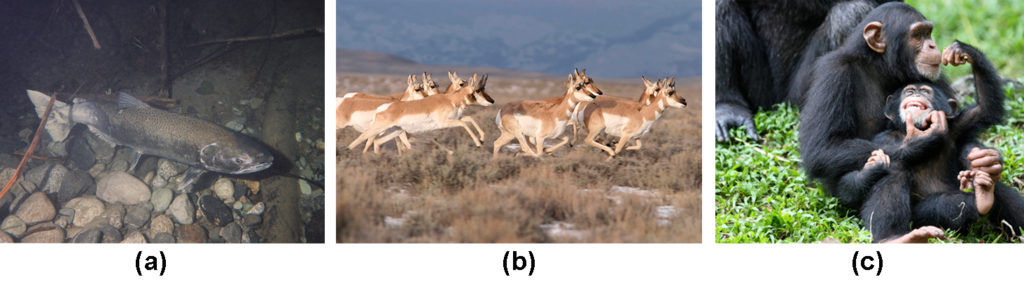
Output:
(232, 161), (273, 174)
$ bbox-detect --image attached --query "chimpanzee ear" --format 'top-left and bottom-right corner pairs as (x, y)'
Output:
(863, 21), (886, 54)
(947, 98), (959, 114)
(884, 94), (895, 121)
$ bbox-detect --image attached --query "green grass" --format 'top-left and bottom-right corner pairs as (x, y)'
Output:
(717, 83), (1024, 243)
(715, 104), (872, 243)
(909, 0), (1024, 79)
(717, 0), (1024, 244)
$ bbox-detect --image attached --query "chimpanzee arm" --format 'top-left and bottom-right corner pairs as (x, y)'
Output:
(947, 41), (1005, 141)
(837, 164), (890, 207)
(799, 60), (881, 208)
(874, 129), (944, 165)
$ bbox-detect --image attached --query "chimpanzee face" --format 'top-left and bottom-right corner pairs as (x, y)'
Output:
(899, 84), (937, 128)
(908, 21), (942, 81)
(889, 83), (955, 130)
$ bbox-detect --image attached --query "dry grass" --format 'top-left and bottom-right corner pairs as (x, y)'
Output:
(336, 73), (701, 243)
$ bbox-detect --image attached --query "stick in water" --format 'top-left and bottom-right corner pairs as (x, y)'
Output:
(72, 0), (102, 50)
(0, 92), (57, 201)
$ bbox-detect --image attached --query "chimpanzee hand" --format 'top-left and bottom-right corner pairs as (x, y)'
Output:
(904, 111), (946, 142)
(960, 170), (995, 215)
(864, 149), (890, 169)
(716, 104), (760, 142)
(942, 40), (973, 66)
(968, 147), (1003, 181)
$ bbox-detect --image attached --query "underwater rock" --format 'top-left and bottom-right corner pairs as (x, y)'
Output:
(21, 223), (64, 243)
(100, 203), (125, 228)
(68, 135), (96, 170)
(157, 159), (185, 180)
(175, 223), (207, 243)
(200, 195), (232, 226)
(246, 202), (265, 215)
(1, 215), (27, 237)
(15, 192), (55, 225)
(121, 230), (147, 243)
(23, 163), (98, 203)
(97, 171), (151, 205)
(0, 231), (13, 243)
(124, 203), (152, 230)
(148, 214), (174, 238)
(151, 232), (175, 243)
(168, 193), (194, 225)
(243, 214), (261, 227)
(73, 223), (122, 243)
(212, 178), (235, 202)
(220, 223), (242, 243)
(65, 196), (105, 227)
(150, 186), (173, 213)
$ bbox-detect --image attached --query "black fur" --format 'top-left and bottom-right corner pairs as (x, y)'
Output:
(715, 0), (897, 142)
(798, 2), (1024, 241)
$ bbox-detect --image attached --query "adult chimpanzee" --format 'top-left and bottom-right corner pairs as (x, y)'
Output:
(716, 0), (897, 142)
(798, 3), (1010, 242)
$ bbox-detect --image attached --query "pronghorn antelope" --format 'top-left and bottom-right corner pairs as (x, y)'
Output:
(367, 71), (472, 153)
(576, 77), (686, 159)
(422, 72), (442, 96)
(444, 71), (468, 94)
(346, 74), (494, 152)
(345, 74), (428, 101)
(492, 68), (604, 157)
(337, 74), (428, 151)
(570, 76), (661, 143)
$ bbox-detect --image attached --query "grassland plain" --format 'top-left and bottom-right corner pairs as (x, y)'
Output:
(716, 0), (1024, 243)
(337, 73), (701, 242)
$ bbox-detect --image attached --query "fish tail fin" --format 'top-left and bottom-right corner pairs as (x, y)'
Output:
(25, 90), (73, 142)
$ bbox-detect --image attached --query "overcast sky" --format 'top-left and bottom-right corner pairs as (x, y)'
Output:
(337, 0), (702, 78)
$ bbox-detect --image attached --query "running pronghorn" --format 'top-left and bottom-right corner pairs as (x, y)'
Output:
(337, 74), (428, 151)
(367, 71), (472, 153)
(570, 76), (661, 143)
(346, 74), (494, 152)
(444, 71), (468, 94)
(576, 77), (686, 159)
(492, 68), (604, 157)
(344, 74), (428, 101)
(421, 71), (469, 96)
(422, 72), (442, 96)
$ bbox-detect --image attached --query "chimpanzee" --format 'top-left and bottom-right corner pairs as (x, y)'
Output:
(716, 0), (897, 142)
(797, 3), (1012, 242)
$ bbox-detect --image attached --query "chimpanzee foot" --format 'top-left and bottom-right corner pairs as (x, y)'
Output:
(882, 226), (944, 243)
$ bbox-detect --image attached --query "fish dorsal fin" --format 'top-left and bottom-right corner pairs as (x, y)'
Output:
(118, 92), (150, 110)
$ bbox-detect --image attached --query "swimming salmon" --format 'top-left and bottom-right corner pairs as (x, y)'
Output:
(26, 90), (273, 190)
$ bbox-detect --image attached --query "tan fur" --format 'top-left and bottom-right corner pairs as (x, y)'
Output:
(493, 69), (604, 157)
(370, 71), (474, 153)
(346, 74), (495, 153)
(337, 74), (427, 151)
(571, 76), (660, 143)
(347, 74), (428, 101)
(578, 77), (686, 159)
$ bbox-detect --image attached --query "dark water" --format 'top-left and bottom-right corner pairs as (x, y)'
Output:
(0, 0), (324, 243)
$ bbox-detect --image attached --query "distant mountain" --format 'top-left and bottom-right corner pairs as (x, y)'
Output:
(338, 0), (701, 78)
(337, 48), (560, 79)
